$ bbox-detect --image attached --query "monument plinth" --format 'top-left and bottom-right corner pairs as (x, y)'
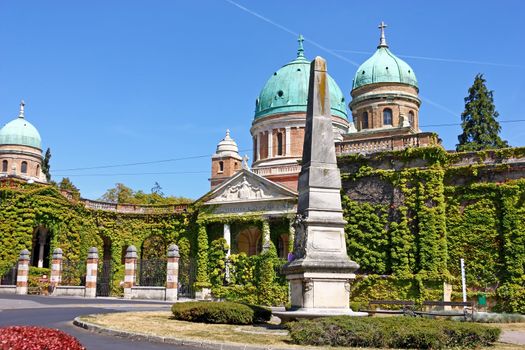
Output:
(279, 57), (364, 318)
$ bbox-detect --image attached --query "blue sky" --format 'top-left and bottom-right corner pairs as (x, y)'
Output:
(0, 1), (523, 200)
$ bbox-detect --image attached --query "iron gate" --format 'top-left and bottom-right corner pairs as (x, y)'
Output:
(137, 258), (166, 287)
(96, 260), (113, 297)
(178, 258), (196, 298)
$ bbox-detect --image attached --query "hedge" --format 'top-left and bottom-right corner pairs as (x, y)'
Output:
(171, 301), (271, 325)
(287, 316), (500, 349)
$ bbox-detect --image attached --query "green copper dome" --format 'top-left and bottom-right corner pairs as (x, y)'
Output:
(254, 36), (348, 120)
(352, 23), (417, 90)
(0, 102), (42, 149)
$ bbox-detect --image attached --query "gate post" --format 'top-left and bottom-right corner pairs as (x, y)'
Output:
(49, 248), (63, 293)
(123, 246), (137, 299)
(85, 247), (99, 298)
(166, 244), (180, 302)
(16, 249), (30, 295)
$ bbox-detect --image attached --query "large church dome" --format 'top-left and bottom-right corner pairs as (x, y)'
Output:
(352, 24), (417, 91)
(0, 101), (42, 149)
(254, 36), (348, 120)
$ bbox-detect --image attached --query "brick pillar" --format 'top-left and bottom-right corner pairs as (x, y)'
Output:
(49, 248), (63, 292)
(166, 244), (180, 302)
(16, 249), (30, 295)
(85, 247), (98, 298)
(123, 245), (137, 299)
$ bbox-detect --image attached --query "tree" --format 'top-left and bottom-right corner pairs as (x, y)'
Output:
(456, 74), (508, 151)
(42, 148), (52, 181)
(99, 183), (135, 203)
(58, 177), (79, 193)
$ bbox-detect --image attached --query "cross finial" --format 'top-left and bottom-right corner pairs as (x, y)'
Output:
(378, 21), (388, 48)
(297, 34), (305, 58)
(18, 100), (25, 119)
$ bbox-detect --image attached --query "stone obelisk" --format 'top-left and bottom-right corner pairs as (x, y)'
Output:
(283, 56), (360, 313)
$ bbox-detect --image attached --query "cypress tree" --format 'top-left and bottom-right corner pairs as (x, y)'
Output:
(42, 148), (52, 181)
(456, 74), (508, 151)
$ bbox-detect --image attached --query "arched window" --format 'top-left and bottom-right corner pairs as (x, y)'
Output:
(21, 161), (28, 174)
(218, 161), (224, 173)
(362, 112), (369, 129)
(253, 137), (258, 161)
(36, 165), (40, 176)
(383, 108), (393, 126)
(1, 160), (7, 172)
(408, 111), (415, 126)
(276, 132), (283, 156)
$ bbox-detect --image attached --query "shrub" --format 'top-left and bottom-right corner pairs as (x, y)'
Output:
(0, 326), (85, 350)
(287, 316), (500, 349)
(473, 312), (525, 323)
(171, 301), (271, 325)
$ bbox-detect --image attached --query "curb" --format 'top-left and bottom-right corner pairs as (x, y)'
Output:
(73, 317), (292, 350)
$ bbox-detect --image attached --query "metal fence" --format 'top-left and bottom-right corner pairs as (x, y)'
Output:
(61, 260), (86, 286)
(0, 265), (17, 285)
(136, 258), (166, 287)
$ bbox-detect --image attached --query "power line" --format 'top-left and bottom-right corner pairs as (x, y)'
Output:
(54, 118), (525, 173)
(54, 170), (210, 177)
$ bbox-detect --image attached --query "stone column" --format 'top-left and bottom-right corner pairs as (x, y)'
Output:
(16, 249), (30, 295)
(288, 218), (295, 256)
(85, 247), (98, 298)
(49, 248), (63, 291)
(223, 223), (231, 257)
(123, 245), (137, 299)
(256, 133), (261, 161)
(285, 127), (291, 156)
(37, 229), (47, 268)
(261, 219), (271, 252)
(267, 130), (273, 158)
(166, 244), (180, 302)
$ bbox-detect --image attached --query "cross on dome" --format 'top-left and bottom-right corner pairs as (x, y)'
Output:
(297, 34), (305, 58)
(378, 21), (388, 48)
(18, 100), (25, 119)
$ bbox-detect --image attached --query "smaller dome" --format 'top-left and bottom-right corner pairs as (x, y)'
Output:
(0, 101), (42, 149)
(352, 22), (417, 90)
(214, 129), (241, 159)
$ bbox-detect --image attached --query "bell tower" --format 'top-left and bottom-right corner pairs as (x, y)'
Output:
(210, 130), (242, 189)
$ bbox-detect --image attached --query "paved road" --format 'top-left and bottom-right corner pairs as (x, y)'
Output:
(0, 294), (199, 350)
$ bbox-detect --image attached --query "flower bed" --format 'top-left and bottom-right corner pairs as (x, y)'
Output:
(0, 326), (85, 350)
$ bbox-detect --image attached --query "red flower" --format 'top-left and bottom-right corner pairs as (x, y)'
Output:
(0, 326), (85, 350)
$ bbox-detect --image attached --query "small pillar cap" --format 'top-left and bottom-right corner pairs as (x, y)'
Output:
(125, 245), (138, 259)
(52, 248), (63, 259)
(19, 249), (30, 260)
(87, 247), (99, 259)
(167, 244), (180, 258)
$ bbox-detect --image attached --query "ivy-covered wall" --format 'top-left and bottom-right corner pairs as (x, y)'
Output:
(0, 180), (193, 295)
(339, 146), (525, 313)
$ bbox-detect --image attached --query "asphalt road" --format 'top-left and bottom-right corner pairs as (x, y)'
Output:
(0, 294), (200, 350)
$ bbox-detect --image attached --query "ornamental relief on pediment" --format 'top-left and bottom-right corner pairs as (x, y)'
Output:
(209, 176), (274, 203)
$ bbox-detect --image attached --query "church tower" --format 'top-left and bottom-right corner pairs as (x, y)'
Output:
(250, 36), (349, 190)
(339, 22), (439, 153)
(210, 129), (242, 189)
